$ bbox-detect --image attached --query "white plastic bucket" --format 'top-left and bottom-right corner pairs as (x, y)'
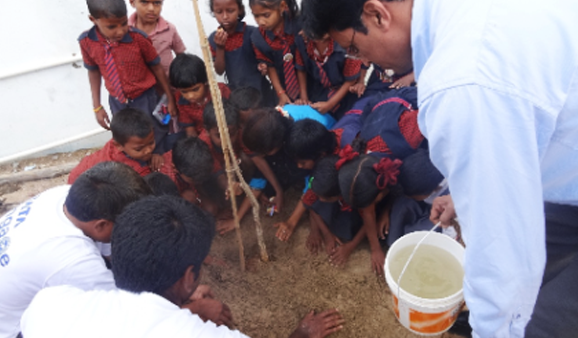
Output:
(384, 231), (465, 336)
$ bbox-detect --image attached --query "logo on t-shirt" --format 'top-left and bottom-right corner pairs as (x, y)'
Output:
(0, 197), (37, 267)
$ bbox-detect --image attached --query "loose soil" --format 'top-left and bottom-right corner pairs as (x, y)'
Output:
(0, 151), (462, 338)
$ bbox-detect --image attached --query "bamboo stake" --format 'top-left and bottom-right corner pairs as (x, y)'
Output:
(190, 0), (269, 265)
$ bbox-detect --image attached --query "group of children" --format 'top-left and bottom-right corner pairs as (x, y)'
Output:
(73, 0), (446, 275)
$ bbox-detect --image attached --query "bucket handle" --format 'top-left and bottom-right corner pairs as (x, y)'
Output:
(396, 222), (442, 300)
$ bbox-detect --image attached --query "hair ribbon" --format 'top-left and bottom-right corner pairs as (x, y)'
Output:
(335, 145), (359, 170)
(374, 157), (403, 189)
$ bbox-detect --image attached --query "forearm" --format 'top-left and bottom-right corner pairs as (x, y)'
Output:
(214, 48), (226, 75)
(151, 64), (175, 105)
(88, 69), (102, 108)
(268, 67), (284, 95)
(326, 79), (355, 107)
(287, 200), (306, 225)
(422, 86), (546, 337)
(297, 70), (308, 101)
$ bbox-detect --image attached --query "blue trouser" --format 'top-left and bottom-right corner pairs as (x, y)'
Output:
(525, 203), (578, 338)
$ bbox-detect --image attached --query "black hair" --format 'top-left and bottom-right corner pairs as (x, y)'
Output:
(311, 155), (340, 198)
(172, 137), (214, 184)
(169, 54), (208, 89)
(286, 119), (335, 161)
(397, 148), (444, 196)
(209, 0), (246, 21)
(301, 0), (367, 39)
(203, 100), (239, 130)
(86, 0), (127, 19)
(65, 162), (151, 222)
(338, 155), (400, 208)
(249, 0), (299, 19)
(112, 195), (215, 295)
(144, 172), (181, 197)
(229, 86), (262, 111)
(110, 108), (154, 145)
(242, 108), (292, 155)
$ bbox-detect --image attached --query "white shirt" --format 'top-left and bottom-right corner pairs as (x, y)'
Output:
(412, 0), (578, 337)
(0, 186), (115, 338)
(21, 285), (250, 338)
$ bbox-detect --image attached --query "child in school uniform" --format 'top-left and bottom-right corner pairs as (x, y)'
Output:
(208, 0), (276, 106)
(128, 0), (186, 76)
(169, 53), (231, 137)
(79, 0), (176, 138)
(250, 0), (302, 106)
(295, 34), (362, 118)
(68, 108), (174, 183)
(171, 137), (222, 216)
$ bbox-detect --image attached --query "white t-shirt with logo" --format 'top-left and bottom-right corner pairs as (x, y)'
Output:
(0, 185), (115, 338)
(22, 285), (250, 338)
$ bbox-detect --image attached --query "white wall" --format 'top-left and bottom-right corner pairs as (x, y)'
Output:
(0, 0), (256, 163)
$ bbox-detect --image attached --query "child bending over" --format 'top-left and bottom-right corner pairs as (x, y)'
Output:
(169, 53), (231, 137)
(68, 108), (173, 183)
(79, 0), (176, 134)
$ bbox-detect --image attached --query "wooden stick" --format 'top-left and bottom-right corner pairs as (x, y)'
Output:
(190, 0), (269, 268)
(0, 163), (76, 186)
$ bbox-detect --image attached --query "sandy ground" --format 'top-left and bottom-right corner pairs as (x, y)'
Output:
(0, 151), (463, 338)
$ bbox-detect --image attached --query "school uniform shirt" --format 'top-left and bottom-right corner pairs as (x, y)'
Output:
(129, 14), (186, 75)
(175, 83), (231, 135)
(21, 285), (249, 338)
(295, 37), (361, 105)
(0, 186), (115, 338)
(67, 139), (175, 184)
(412, 0), (578, 336)
(251, 13), (301, 98)
(209, 22), (273, 101)
(79, 26), (160, 101)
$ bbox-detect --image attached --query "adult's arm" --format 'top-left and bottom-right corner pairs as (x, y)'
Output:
(419, 85), (547, 337)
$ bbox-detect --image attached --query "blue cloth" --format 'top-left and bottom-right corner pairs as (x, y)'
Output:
(412, 0), (578, 336)
(282, 104), (336, 129)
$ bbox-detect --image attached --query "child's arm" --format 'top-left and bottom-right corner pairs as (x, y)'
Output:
(150, 64), (177, 117)
(311, 79), (356, 114)
(88, 69), (110, 130)
(390, 70), (415, 89)
(330, 222), (367, 267)
(350, 67), (368, 98)
(295, 70), (311, 105)
(359, 203), (385, 275)
(268, 67), (292, 106)
(252, 155), (284, 211)
(213, 29), (228, 75)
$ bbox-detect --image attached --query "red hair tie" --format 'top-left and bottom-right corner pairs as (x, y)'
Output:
(373, 157), (402, 190)
(335, 145), (359, 170)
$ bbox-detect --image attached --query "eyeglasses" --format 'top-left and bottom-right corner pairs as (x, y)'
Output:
(346, 30), (360, 59)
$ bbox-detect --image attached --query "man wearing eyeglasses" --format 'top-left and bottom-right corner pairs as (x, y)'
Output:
(301, 0), (578, 337)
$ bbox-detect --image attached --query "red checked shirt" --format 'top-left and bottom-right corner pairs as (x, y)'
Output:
(79, 26), (160, 100)
(175, 83), (231, 135)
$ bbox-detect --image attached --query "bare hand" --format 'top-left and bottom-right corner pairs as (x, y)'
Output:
(214, 29), (228, 48)
(371, 248), (385, 276)
(349, 83), (366, 98)
(270, 193), (284, 212)
(329, 242), (353, 267)
(184, 298), (233, 327)
(150, 154), (164, 172)
(274, 221), (296, 241)
(167, 99), (178, 118)
(278, 93), (293, 107)
(294, 98), (312, 106)
(258, 63), (268, 76)
(291, 309), (345, 338)
(430, 195), (456, 227)
(190, 285), (214, 300)
(389, 71), (415, 89)
(310, 101), (333, 114)
(217, 218), (237, 235)
(95, 107), (111, 130)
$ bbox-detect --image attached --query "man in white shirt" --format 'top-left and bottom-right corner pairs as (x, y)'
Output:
(0, 161), (151, 338)
(301, 0), (578, 337)
(22, 195), (345, 338)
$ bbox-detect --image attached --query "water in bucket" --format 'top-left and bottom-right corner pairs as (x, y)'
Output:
(390, 244), (463, 299)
